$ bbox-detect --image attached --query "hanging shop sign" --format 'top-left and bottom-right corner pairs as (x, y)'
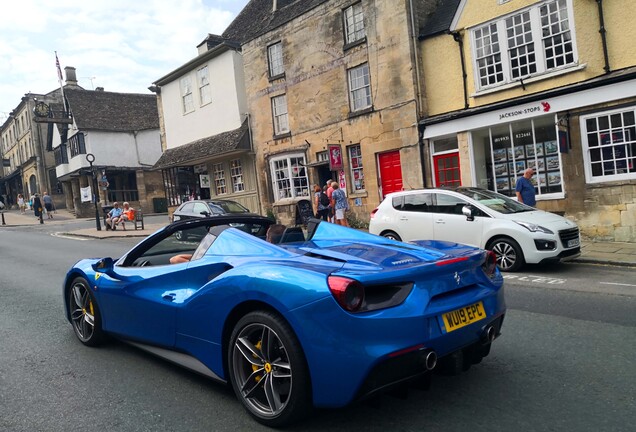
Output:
(328, 144), (343, 171)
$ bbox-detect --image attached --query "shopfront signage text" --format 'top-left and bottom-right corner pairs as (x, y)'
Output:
(498, 101), (551, 120)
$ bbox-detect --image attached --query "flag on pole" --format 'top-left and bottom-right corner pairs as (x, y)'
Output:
(55, 51), (63, 83)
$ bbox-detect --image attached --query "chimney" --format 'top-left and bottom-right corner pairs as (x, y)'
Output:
(65, 67), (78, 86)
(273, 0), (277, 12)
(95, 87), (105, 91)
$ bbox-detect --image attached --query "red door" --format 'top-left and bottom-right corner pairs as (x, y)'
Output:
(433, 152), (461, 187)
(378, 150), (403, 198)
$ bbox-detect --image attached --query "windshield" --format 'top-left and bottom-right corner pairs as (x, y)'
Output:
(456, 188), (534, 214)
(209, 201), (249, 214)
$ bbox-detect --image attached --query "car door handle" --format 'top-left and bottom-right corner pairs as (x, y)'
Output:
(162, 293), (176, 301)
(435, 219), (445, 224)
(399, 217), (408, 221)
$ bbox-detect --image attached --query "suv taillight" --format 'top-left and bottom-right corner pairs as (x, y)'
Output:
(328, 276), (365, 312)
(370, 208), (378, 219)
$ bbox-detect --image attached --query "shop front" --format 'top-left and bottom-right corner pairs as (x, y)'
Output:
(423, 74), (636, 242)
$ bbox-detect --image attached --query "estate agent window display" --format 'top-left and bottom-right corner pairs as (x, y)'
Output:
(472, 115), (564, 200)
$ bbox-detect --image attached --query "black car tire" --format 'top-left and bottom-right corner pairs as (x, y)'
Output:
(382, 230), (402, 242)
(487, 236), (524, 272)
(68, 276), (105, 347)
(228, 311), (312, 427)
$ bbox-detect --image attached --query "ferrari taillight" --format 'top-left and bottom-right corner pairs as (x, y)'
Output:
(328, 276), (365, 312)
(482, 250), (497, 277)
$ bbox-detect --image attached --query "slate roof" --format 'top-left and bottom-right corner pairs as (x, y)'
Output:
(65, 88), (159, 132)
(152, 120), (250, 170)
(223, 0), (329, 44)
(419, 0), (462, 39)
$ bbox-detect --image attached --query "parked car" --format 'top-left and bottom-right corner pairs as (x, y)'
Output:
(172, 199), (254, 222)
(63, 215), (505, 427)
(369, 187), (580, 272)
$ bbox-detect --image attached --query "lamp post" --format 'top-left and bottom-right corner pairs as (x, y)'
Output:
(86, 153), (102, 231)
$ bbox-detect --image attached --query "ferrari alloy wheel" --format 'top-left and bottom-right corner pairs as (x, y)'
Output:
(382, 231), (402, 242)
(68, 277), (104, 346)
(488, 237), (524, 272)
(228, 311), (311, 427)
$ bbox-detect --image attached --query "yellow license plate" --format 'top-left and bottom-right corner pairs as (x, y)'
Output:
(442, 301), (487, 333)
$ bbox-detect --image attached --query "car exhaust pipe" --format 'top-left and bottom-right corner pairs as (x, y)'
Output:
(422, 350), (437, 371)
(482, 325), (496, 344)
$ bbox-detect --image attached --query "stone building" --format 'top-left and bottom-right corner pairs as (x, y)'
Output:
(51, 68), (164, 217)
(224, 0), (436, 225)
(419, 0), (636, 242)
(1, 91), (63, 209)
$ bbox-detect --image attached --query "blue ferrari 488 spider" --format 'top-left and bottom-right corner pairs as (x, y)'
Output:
(63, 215), (505, 427)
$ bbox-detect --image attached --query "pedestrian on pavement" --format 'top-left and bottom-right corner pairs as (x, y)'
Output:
(42, 192), (54, 219)
(330, 182), (349, 227)
(17, 194), (26, 214)
(326, 181), (335, 223)
(515, 168), (536, 207)
(29, 193), (35, 210)
(32, 193), (43, 220)
(313, 184), (330, 221)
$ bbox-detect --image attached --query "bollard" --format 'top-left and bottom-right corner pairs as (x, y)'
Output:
(39, 208), (44, 224)
(1, 211), (5, 225)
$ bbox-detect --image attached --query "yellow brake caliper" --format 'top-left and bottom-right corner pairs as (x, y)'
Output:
(253, 340), (263, 382)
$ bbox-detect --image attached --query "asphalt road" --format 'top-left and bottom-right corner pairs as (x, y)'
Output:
(0, 227), (634, 432)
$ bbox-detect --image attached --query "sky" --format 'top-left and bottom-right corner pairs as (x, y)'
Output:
(0, 0), (250, 122)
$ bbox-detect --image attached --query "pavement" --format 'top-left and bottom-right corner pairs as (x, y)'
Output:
(1, 207), (635, 268)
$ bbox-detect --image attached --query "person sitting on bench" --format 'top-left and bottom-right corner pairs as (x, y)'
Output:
(115, 202), (135, 231)
(105, 202), (123, 230)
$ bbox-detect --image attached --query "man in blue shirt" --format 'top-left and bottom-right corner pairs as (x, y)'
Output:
(106, 202), (123, 230)
(515, 168), (536, 207)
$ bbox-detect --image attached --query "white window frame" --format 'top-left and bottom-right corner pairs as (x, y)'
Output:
(197, 65), (211, 106)
(580, 106), (636, 184)
(230, 159), (245, 193)
(213, 163), (227, 195)
(180, 75), (194, 113)
(348, 63), (372, 112)
(270, 153), (310, 201)
(470, 0), (577, 92)
(348, 144), (365, 192)
(343, 2), (365, 45)
(268, 42), (284, 78)
(271, 94), (289, 135)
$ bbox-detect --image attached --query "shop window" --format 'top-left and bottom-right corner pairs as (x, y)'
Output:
(471, 0), (576, 91)
(213, 163), (227, 195)
(348, 144), (364, 192)
(162, 167), (198, 206)
(431, 136), (460, 187)
(581, 108), (636, 183)
(230, 159), (245, 193)
(471, 116), (563, 199)
(270, 154), (309, 200)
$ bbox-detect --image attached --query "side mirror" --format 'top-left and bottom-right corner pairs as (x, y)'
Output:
(92, 257), (116, 276)
(462, 205), (476, 222)
(200, 211), (210, 216)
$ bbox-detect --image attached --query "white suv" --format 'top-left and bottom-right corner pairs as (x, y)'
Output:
(369, 187), (580, 271)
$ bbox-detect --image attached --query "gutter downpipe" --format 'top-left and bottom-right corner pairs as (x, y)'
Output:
(409, 0), (426, 188)
(596, 0), (611, 74)
(450, 31), (469, 109)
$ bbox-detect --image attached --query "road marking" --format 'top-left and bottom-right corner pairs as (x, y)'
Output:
(51, 232), (90, 241)
(600, 282), (636, 287)
(503, 274), (566, 284)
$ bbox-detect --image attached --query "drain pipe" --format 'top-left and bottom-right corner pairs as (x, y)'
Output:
(596, 0), (611, 74)
(450, 31), (469, 109)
